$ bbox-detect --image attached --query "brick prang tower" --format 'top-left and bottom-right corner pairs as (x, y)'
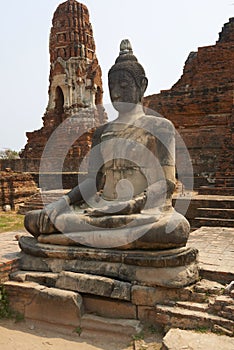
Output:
(21, 0), (107, 170)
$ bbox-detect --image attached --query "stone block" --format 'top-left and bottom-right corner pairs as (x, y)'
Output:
(11, 271), (58, 287)
(131, 285), (182, 306)
(80, 314), (142, 338)
(4, 281), (83, 328)
(137, 305), (170, 324)
(138, 303), (234, 333)
(56, 271), (131, 301)
(119, 261), (199, 288)
(20, 251), (122, 277)
(162, 328), (234, 350)
(83, 295), (137, 319)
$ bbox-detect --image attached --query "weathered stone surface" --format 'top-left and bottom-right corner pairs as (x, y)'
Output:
(19, 237), (199, 288)
(144, 18), (234, 190)
(193, 279), (225, 295)
(20, 0), (107, 173)
(138, 304), (234, 334)
(11, 271), (58, 287)
(132, 285), (184, 306)
(119, 261), (199, 288)
(162, 328), (234, 350)
(19, 253), (122, 276)
(80, 314), (142, 339)
(56, 271), (131, 300)
(208, 294), (234, 321)
(4, 281), (83, 327)
(20, 236), (197, 265)
(83, 295), (137, 319)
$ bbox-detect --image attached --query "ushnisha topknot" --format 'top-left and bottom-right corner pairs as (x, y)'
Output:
(108, 39), (146, 88)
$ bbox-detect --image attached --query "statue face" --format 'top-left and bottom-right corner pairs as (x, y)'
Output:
(108, 70), (142, 113)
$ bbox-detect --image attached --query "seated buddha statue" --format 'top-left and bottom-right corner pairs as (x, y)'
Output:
(24, 39), (190, 250)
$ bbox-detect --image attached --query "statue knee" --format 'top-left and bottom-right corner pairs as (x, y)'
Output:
(24, 210), (41, 238)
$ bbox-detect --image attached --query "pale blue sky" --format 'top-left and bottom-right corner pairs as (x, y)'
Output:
(0, 0), (233, 151)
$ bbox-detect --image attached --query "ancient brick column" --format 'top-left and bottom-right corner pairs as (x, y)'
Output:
(21, 0), (106, 172)
(144, 18), (234, 191)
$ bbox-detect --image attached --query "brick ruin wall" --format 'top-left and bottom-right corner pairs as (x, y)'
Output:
(0, 171), (38, 210)
(144, 18), (234, 189)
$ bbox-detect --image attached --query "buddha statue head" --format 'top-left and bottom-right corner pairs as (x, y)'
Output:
(108, 39), (148, 113)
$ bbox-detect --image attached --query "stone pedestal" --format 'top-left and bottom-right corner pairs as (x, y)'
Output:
(19, 236), (199, 288)
(5, 237), (234, 338)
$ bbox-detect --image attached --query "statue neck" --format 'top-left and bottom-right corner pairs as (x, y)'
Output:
(117, 104), (145, 124)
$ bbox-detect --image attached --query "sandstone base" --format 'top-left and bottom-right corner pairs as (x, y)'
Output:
(5, 236), (234, 339)
(19, 236), (199, 288)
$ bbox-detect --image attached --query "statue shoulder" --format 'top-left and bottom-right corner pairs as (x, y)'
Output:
(143, 114), (175, 134)
(92, 123), (109, 146)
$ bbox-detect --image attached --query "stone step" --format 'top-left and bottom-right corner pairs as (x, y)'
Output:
(162, 328), (234, 350)
(11, 270), (132, 301)
(208, 295), (234, 321)
(153, 304), (234, 334)
(197, 207), (234, 219)
(80, 314), (142, 340)
(197, 187), (234, 195)
(4, 280), (142, 339)
(191, 217), (234, 228)
(175, 301), (209, 312)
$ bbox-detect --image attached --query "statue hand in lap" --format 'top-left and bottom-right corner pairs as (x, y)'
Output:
(84, 192), (147, 217)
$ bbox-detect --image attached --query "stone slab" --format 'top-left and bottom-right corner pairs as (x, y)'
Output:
(11, 270), (58, 287)
(83, 295), (137, 319)
(188, 226), (234, 283)
(56, 271), (131, 300)
(80, 314), (142, 339)
(4, 281), (83, 328)
(162, 328), (234, 350)
(132, 285), (184, 306)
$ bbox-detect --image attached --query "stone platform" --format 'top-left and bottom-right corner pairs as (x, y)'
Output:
(18, 236), (199, 288)
(188, 226), (234, 283)
(1, 227), (234, 339)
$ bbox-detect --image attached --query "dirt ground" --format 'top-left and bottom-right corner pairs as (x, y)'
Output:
(0, 319), (162, 350)
(0, 320), (165, 350)
(0, 319), (130, 350)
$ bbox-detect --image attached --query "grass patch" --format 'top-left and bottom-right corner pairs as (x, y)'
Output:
(195, 326), (210, 333)
(132, 331), (145, 341)
(0, 212), (24, 233)
(0, 285), (24, 321)
(73, 326), (82, 336)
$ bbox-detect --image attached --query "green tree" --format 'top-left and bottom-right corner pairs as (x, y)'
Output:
(0, 149), (19, 160)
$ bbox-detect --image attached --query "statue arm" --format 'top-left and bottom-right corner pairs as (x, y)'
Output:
(38, 125), (106, 232)
(66, 124), (107, 205)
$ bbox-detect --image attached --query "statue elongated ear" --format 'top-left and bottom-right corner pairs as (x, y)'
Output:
(141, 76), (148, 95)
